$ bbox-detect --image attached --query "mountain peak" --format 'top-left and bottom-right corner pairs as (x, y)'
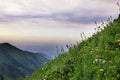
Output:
(0, 42), (12, 46)
(0, 43), (49, 80)
(0, 42), (20, 51)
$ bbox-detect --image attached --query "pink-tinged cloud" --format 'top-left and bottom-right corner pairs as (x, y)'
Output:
(0, 0), (119, 55)
(0, 0), (119, 23)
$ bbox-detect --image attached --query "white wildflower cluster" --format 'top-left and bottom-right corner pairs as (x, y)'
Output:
(93, 59), (106, 64)
(43, 76), (47, 80)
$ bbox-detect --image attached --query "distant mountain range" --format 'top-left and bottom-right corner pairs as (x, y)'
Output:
(0, 43), (49, 80)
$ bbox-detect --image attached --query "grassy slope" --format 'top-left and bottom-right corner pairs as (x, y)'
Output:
(25, 17), (120, 80)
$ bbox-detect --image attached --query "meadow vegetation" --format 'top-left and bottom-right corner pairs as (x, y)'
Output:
(25, 5), (120, 80)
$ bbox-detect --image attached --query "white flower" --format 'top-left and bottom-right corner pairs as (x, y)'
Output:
(93, 59), (106, 64)
(93, 59), (98, 64)
(102, 60), (106, 64)
(98, 59), (102, 62)
(95, 59), (98, 62)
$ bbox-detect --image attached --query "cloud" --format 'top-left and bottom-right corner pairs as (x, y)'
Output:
(0, 17), (96, 44)
(1, 0), (119, 53)
(0, 0), (119, 24)
(0, 0), (83, 15)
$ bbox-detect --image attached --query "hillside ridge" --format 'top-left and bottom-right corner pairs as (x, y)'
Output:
(25, 16), (120, 80)
(0, 43), (49, 80)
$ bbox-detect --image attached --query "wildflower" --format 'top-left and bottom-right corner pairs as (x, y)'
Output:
(100, 68), (104, 72)
(109, 60), (112, 63)
(117, 74), (120, 78)
(118, 43), (120, 46)
(93, 59), (98, 64)
(95, 59), (98, 62)
(117, 40), (120, 43)
(105, 44), (108, 49)
(95, 55), (99, 59)
(99, 59), (102, 62)
(66, 44), (69, 48)
(43, 76), (47, 79)
(117, 2), (120, 12)
(96, 48), (99, 51)
(104, 72), (106, 76)
(102, 60), (106, 64)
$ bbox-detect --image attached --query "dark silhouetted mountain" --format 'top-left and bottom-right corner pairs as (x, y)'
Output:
(0, 43), (49, 80)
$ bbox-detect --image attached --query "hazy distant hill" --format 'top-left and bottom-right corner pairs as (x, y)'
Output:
(0, 43), (49, 80)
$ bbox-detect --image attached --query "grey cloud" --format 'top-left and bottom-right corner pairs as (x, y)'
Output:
(0, 0), (119, 24)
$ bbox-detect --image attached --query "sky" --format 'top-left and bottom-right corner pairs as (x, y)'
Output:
(0, 0), (119, 57)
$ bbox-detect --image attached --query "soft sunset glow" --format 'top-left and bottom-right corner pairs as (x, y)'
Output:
(0, 0), (119, 55)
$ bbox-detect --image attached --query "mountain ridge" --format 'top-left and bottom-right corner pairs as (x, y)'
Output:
(0, 43), (49, 80)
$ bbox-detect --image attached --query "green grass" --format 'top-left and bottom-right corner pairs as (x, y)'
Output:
(25, 17), (120, 80)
